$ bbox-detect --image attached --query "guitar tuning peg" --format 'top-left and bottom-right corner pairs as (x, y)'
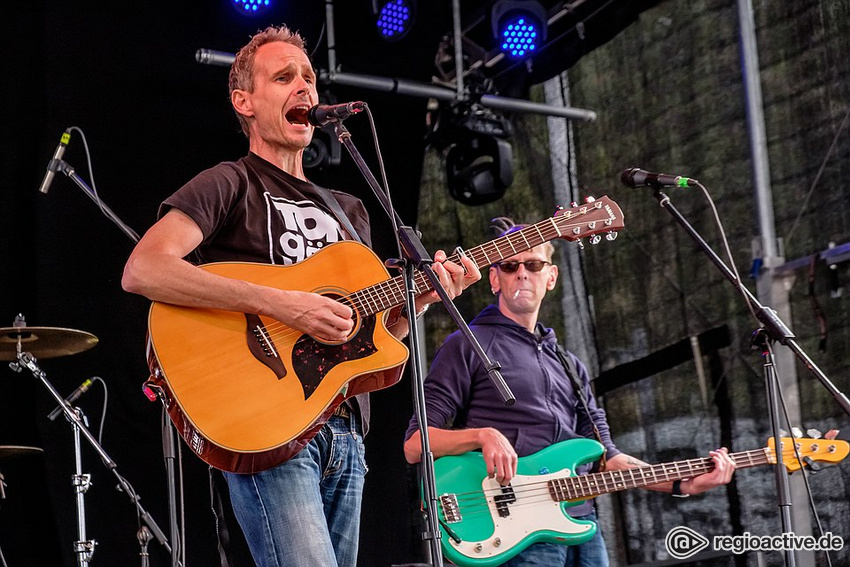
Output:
(791, 427), (804, 439)
(570, 201), (578, 208)
(589, 234), (602, 245)
(554, 205), (564, 213)
(605, 231), (618, 241)
(806, 428), (823, 439)
(585, 196), (597, 203)
(576, 239), (585, 250)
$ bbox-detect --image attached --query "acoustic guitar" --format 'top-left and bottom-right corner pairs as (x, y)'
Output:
(146, 197), (624, 473)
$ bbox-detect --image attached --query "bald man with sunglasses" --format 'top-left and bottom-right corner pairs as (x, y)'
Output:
(403, 223), (735, 567)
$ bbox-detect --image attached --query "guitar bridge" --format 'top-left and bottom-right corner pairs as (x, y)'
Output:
(245, 314), (288, 380)
(440, 493), (461, 524)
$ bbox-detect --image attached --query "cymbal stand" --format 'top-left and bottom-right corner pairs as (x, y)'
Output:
(137, 526), (152, 567)
(69, 406), (95, 565)
(0, 467), (7, 567)
(8, 350), (170, 565)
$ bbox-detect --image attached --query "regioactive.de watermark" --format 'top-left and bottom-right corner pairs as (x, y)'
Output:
(665, 526), (845, 559)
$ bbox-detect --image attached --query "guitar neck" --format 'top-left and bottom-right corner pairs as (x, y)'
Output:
(349, 200), (618, 317)
(548, 448), (772, 502)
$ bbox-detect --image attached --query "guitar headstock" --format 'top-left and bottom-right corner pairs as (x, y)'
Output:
(553, 196), (625, 244)
(767, 437), (849, 472)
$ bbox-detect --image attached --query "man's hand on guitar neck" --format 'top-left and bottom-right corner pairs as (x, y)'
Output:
(607, 449), (737, 496)
(420, 249), (481, 308)
(388, 249), (481, 340)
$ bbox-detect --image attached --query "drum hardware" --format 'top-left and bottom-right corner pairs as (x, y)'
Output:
(0, 445), (43, 567)
(6, 315), (171, 566)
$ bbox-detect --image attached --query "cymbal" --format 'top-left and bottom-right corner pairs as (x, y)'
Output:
(0, 326), (98, 361)
(0, 446), (43, 460)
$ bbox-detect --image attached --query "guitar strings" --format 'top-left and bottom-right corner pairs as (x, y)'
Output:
(437, 445), (832, 524)
(256, 212), (603, 342)
(438, 450), (776, 521)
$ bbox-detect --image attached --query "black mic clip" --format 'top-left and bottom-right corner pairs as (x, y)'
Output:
(48, 377), (94, 421)
(620, 167), (698, 189)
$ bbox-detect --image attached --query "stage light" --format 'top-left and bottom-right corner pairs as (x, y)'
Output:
(427, 98), (515, 206)
(231, 0), (273, 16)
(375, 0), (416, 41)
(491, 0), (547, 59)
(446, 133), (513, 206)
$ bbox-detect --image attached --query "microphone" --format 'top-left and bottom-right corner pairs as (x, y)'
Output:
(307, 102), (366, 127)
(48, 378), (94, 421)
(38, 129), (72, 194)
(620, 167), (697, 189)
(195, 48), (235, 67)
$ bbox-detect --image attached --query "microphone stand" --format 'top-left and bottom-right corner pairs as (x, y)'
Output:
(9, 351), (171, 565)
(330, 117), (514, 566)
(648, 188), (850, 567)
(0, 468), (7, 567)
(42, 160), (184, 565)
(50, 159), (140, 242)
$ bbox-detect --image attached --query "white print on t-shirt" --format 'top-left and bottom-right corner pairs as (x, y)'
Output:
(265, 195), (343, 264)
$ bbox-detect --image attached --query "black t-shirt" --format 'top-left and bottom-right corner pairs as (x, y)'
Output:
(161, 152), (372, 263)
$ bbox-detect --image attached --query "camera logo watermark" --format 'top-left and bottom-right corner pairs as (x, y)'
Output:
(665, 526), (710, 559)
(665, 526), (845, 560)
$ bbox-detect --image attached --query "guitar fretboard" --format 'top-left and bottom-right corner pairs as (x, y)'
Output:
(344, 199), (620, 317)
(548, 448), (771, 502)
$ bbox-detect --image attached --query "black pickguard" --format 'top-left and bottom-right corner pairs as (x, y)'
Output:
(292, 315), (378, 400)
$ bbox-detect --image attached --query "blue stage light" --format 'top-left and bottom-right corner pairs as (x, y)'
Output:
(491, 1), (547, 59)
(376, 0), (415, 41)
(232, 0), (273, 17)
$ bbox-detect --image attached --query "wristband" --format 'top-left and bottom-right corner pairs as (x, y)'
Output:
(672, 479), (689, 498)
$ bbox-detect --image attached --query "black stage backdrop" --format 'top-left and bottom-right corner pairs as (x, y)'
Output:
(0, 2), (452, 565)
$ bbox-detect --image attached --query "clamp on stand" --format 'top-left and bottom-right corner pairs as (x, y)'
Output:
(0, 468), (7, 567)
(69, 407), (96, 565)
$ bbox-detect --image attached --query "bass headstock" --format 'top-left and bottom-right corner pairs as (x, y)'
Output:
(768, 436), (849, 472)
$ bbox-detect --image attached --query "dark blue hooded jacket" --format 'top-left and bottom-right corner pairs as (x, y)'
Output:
(405, 304), (621, 516)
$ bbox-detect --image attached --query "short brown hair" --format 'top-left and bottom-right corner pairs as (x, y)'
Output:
(228, 25), (309, 137)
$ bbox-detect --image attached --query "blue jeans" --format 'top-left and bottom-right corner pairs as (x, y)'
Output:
(503, 512), (609, 567)
(223, 413), (367, 567)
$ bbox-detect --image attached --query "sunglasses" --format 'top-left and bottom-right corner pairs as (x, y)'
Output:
(494, 260), (551, 273)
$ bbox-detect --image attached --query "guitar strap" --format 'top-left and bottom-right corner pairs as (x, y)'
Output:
(311, 183), (364, 244)
(554, 344), (608, 472)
